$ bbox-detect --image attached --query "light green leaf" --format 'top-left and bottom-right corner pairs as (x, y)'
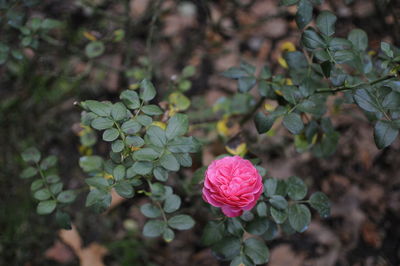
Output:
(166, 114), (189, 140)
(22, 147), (41, 163)
(120, 90), (140, 109)
(140, 203), (161, 218)
(115, 181), (134, 198)
(168, 214), (195, 230)
(141, 105), (163, 115)
(85, 41), (105, 58)
(163, 194), (181, 213)
(140, 79), (156, 101)
(143, 220), (166, 237)
(91, 117), (114, 130)
(111, 103), (127, 121)
(37, 200), (57, 215)
(102, 128), (119, 142)
(57, 190), (77, 203)
(132, 148), (159, 161)
(160, 153), (180, 171)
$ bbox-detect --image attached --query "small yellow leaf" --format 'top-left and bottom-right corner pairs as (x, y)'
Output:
(278, 56), (288, 69)
(280, 41), (296, 52)
(226, 142), (247, 157)
(151, 121), (167, 130)
(83, 31), (97, 41)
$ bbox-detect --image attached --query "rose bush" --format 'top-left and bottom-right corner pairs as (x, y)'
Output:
(202, 156), (263, 217)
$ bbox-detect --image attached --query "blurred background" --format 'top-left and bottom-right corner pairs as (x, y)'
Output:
(1, 0), (400, 265)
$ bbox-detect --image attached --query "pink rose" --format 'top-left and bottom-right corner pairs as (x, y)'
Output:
(202, 156), (263, 217)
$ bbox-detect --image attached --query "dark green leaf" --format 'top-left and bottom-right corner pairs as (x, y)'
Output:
(212, 237), (241, 260)
(102, 128), (119, 142)
(166, 114), (189, 140)
(91, 117), (114, 130)
(115, 181), (134, 198)
(269, 195), (288, 209)
(136, 114), (153, 126)
(85, 41), (105, 58)
(202, 221), (225, 245)
(143, 220), (166, 237)
(246, 217), (269, 235)
(168, 214), (195, 230)
(141, 105), (163, 115)
(288, 204), (311, 232)
(270, 206), (288, 224)
(353, 87), (381, 113)
(34, 188), (51, 200)
(222, 67), (248, 79)
(85, 188), (110, 207)
(50, 183), (63, 195)
(256, 202), (268, 217)
(309, 192), (330, 218)
(316, 11), (336, 36)
(141, 203), (161, 218)
(56, 211), (72, 230)
(37, 200), (57, 215)
(40, 155), (57, 170)
(132, 148), (159, 161)
(57, 190), (77, 203)
(296, 0), (313, 29)
(374, 120), (398, 149)
(20, 167), (37, 179)
(287, 176), (307, 200)
(160, 153), (180, 171)
(111, 140), (125, 153)
(283, 113), (304, 134)
(120, 90), (140, 109)
(147, 126), (167, 147)
(129, 161), (153, 175)
(163, 194), (181, 213)
(22, 147), (41, 163)
(167, 136), (194, 153)
(334, 50), (355, 63)
(31, 179), (43, 191)
(382, 91), (400, 109)
(113, 165), (126, 180)
(174, 153), (192, 167)
(302, 28), (325, 49)
(85, 177), (109, 190)
(238, 76), (257, 92)
(111, 103), (127, 121)
(254, 112), (275, 134)
(85, 100), (111, 117)
(140, 79), (156, 101)
(348, 29), (368, 51)
(121, 120), (141, 135)
(79, 156), (103, 172)
(280, 0), (298, 6)
(153, 166), (168, 182)
(244, 238), (269, 265)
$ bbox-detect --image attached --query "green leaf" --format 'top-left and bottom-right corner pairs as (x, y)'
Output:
(280, 0), (298, 6)
(147, 126), (167, 147)
(222, 67), (248, 79)
(102, 128), (119, 142)
(140, 79), (156, 101)
(264, 178), (277, 197)
(57, 190), (77, 203)
(287, 176), (308, 200)
(121, 120), (141, 135)
(163, 228), (175, 242)
(141, 105), (163, 115)
(348, 29), (368, 51)
(20, 167), (37, 179)
(283, 113), (304, 134)
(381, 42), (393, 58)
(334, 50), (355, 63)
(85, 188), (110, 207)
(46, 175), (60, 184)
(316, 11), (336, 36)
(85, 100), (111, 117)
(167, 136), (194, 153)
(120, 90), (140, 109)
(113, 165), (126, 180)
(258, 80), (272, 97)
(309, 192), (330, 218)
(132, 148), (159, 161)
(163, 194), (181, 213)
(31, 179), (43, 191)
(296, 0), (313, 29)
(140, 203), (161, 218)
(302, 28), (325, 49)
(115, 181), (134, 198)
(91, 117), (114, 130)
(160, 153), (180, 171)
(40, 155), (57, 170)
(382, 91), (400, 109)
(212, 237), (241, 260)
(254, 112), (275, 134)
(202, 221), (225, 245)
(256, 202), (268, 217)
(270, 206), (288, 224)
(168, 214), (195, 230)
(288, 204), (311, 232)
(85, 41), (105, 58)
(126, 136), (144, 148)
(129, 161), (153, 175)
(246, 217), (269, 235)
(166, 114), (189, 140)
(85, 177), (109, 190)
(374, 120), (398, 149)
(50, 183), (63, 195)
(143, 220), (166, 237)
(262, 221), (278, 241)
(182, 65), (196, 77)
(153, 167), (168, 181)
(329, 38), (352, 51)
(244, 238), (269, 265)
(41, 18), (62, 29)
(34, 188), (51, 200)
(136, 114), (153, 126)
(353, 87), (381, 113)
(238, 76), (257, 92)
(56, 211), (72, 230)
(269, 195), (288, 209)
(22, 147), (41, 163)
(111, 103), (127, 121)
(37, 200), (57, 215)
(174, 153), (192, 167)
(111, 140), (125, 153)
(79, 156), (103, 172)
